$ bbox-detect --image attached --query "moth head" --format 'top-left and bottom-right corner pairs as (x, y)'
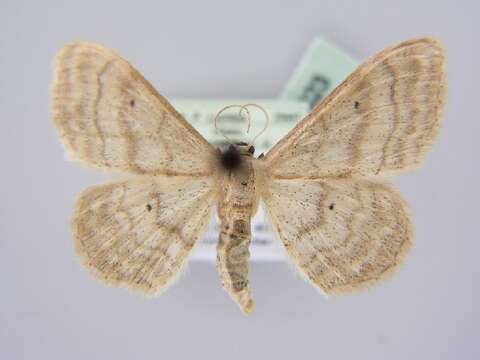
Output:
(220, 142), (255, 171)
(235, 142), (255, 156)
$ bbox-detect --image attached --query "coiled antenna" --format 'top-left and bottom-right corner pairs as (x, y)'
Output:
(214, 103), (270, 146)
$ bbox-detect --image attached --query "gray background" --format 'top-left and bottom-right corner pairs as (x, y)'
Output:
(1, 0), (478, 359)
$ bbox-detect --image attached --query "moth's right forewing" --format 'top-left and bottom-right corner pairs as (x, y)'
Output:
(51, 42), (216, 176)
(72, 176), (215, 294)
(265, 38), (447, 178)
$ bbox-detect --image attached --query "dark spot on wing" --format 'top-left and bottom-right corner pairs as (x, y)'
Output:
(354, 101), (360, 109)
(130, 99), (135, 107)
(329, 203), (335, 210)
(146, 204), (152, 212)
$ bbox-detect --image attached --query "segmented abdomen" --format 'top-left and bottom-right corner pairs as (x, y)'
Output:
(217, 214), (254, 313)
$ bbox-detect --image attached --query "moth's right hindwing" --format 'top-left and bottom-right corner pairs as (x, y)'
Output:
(72, 177), (215, 294)
(51, 42), (216, 176)
(262, 178), (412, 293)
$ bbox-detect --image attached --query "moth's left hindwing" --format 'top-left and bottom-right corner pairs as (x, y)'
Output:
(72, 177), (215, 294)
(51, 42), (216, 176)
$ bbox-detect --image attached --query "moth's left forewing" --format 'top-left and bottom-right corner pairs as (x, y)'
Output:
(51, 42), (217, 176)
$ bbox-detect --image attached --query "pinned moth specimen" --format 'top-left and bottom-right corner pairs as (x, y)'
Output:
(51, 38), (446, 314)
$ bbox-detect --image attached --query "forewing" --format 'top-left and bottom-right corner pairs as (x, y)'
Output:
(72, 176), (214, 294)
(51, 42), (215, 176)
(262, 178), (412, 293)
(265, 38), (446, 178)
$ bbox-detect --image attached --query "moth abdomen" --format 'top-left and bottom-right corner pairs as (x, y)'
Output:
(216, 154), (258, 314)
(217, 216), (254, 314)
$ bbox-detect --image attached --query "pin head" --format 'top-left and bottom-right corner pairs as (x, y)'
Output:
(219, 143), (255, 171)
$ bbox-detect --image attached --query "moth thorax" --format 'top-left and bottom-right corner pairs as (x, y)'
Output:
(220, 142), (255, 171)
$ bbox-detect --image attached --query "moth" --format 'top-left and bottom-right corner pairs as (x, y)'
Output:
(51, 38), (446, 314)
